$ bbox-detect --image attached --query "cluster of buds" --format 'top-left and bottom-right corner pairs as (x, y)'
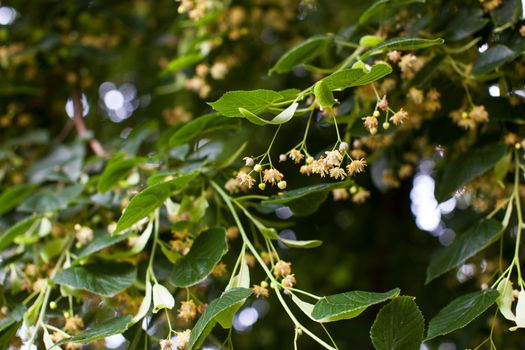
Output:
(226, 156), (287, 193)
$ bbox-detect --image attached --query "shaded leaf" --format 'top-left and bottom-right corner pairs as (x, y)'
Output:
(280, 238), (323, 248)
(322, 64), (392, 91)
(189, 288), (252, 349)
(472, 44), (517, 75)
(426, 220), (503, 284)
(52, 263), (137, 297)
(0, 183), (39, 216)
(0, 305), (25, 332)
(491, 0), (522, 27)
(312, 288), (400, 322)
(261, 180), (352, 216)
(370, 296), (425, 350)
(359, 0), (425, 24)
(115, 172), (198, 234)
(170, 227), (227, 287)
(426, 289), (499, 340)
(0, 215), (43, 251)
(55, 316), (132, 346)
(362, 37), (444, 59)
(18, 184), (84, 213)
(97, 155), (144, 193)
(76, 230), (130, 259)
(435, 143), (506, 201)
(270, 35), (330, 74)
(445, 8), (489, 42)
(168, 113), (236, 148)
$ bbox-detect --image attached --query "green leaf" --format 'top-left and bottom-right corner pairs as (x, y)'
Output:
(322, 64), (392, 91)
(0, 305), (25, 332)
(261, 180), (352, 216)
(280, 238), (323, 249)
(435, 143), (507, 202)
(472, 44), (518, 76)
(189, 288), (252, 350)
(40, 237), (68, 263)
(312, 288), (400, 322)
(269, 35), (330, 74)
(491, 0), (522, 28)
(238, 102), (298, 126)
(52, 263), (137, 297)
(97, 155), (144, 193)
(55, 316), (132, 346)
(426, 289), (499, 340)
(359, 0), (425, 24)
(170, 227), (228, 287)
(291, 294), (317, 321)
(426, 220), (503, 284)
(209, 90), (284, 118)
(0, 183), (39, 216)
(218, 258), (251, 328)
(362, 37), (444, 59)
(445, 8), (489, 42)
(163, 52), (204, 74)
(18, 184), (84, 213)
(370, 296), (425, 350)
(314, 80), (336, 110)
(115, 172), (198, 234)
(76, 230), (130, 259)
(168, 113), (236, 148)
(0, 215), (43, 251)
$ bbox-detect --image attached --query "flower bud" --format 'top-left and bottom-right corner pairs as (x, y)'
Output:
(277, 181), (287, 190)
(279, 154), (287, 162)
(382, 122), (390, 130)
(254, 164), (262, 172)
(373, 110), (380, 117)
(338, 142), (349, 152)
(258, 183), (266, 191)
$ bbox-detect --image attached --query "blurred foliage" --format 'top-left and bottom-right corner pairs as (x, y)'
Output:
(1, 0), (525, 349)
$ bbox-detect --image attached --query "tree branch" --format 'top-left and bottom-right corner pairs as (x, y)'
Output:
(71, 85), (107, 157)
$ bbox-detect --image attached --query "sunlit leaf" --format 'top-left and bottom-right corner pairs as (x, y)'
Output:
(322, 64), (392, 91)
(0, 215), (43, 251)
(269, 35), (330, 74)
(209, 90), (284, 118)
(312, 288), (400, 322)
(115, 172), (198, 234)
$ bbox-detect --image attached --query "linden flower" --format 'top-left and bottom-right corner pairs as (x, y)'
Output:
(325, 150), (343, 166)
(363, 116), (378, 131)
(377, 95), (389, 111)
(289, 149), (304, 163)
(389, 108), (409, 126)
(407, 87), (424, 104)
(243, 156), (254, 167)
(398, 53), (417, 72)
(282, 274), (296, 288)
(273, 260), (292, 277)
(253, 284), (270, 298)
(160, 339), (173, 350)
(352, 189), (371, 203)
(175, 329), (191, 349)
(311, 158), (330, 177)
(64, 314), (84, 333)
(332, 188), (350, 201)
(329, 167), (346, 180)
(386, 50), (400, 62)
(178, 300), (197, 322)
(300, 165), (313, 175)
(469, 105), (489, 123)
(346, 158), (367, 176)
(236, 171), (255, 188)
(262, 168), (284, 185)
